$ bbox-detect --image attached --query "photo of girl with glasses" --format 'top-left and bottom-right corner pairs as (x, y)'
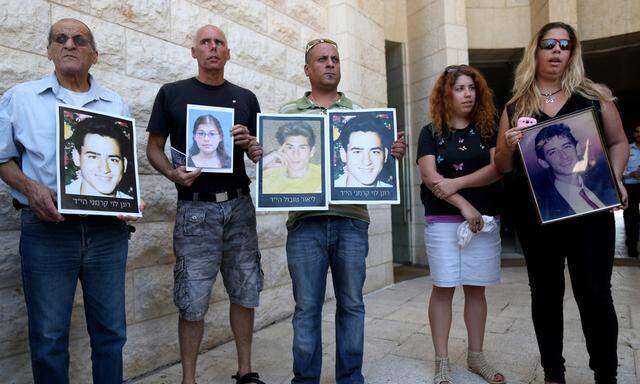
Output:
(186, 105), (234, 173)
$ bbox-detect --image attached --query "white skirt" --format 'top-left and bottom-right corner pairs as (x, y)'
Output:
(424, 221), (501, 287)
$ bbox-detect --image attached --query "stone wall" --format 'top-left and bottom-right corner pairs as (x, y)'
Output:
(577, 0), (640, 40)
(466, 0), (531, 49)
(530, 0), (578, 36)
(466, 0), (640, 50)
(0, 0), (394, 382)
(403, 0), (469, 266)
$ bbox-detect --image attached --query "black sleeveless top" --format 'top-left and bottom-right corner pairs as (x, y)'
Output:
(505, 93), (607, 226)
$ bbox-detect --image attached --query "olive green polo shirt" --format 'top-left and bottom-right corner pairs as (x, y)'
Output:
(278, 92), (369, 227)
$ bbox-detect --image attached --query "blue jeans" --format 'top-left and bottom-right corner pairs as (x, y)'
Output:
(20, 209), (129, 384)
(286, 216), (369, 384)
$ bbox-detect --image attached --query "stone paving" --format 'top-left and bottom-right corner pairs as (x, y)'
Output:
(130, 265), (640, 384)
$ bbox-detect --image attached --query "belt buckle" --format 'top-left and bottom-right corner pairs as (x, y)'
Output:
(215, 191), (229, 202)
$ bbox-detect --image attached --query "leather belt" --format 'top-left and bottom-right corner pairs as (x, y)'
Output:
(178, 186), (249, 203)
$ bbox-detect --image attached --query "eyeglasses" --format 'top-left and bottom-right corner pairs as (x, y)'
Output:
(52, 33), (92, 48)
(305, 38), (337, 54)
(443, 64), (469, 75)
(538, 38), (572, 51)
(195, 131), (220, 139)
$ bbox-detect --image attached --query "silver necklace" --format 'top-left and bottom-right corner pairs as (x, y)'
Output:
(540, 88), (562, 103)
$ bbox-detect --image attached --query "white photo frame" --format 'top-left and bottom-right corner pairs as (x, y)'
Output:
(185, 104), (234, 173)
(255, 113), (329, 211)
(327, 108), (400, 205)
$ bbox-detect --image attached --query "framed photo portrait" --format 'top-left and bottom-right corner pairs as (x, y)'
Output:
(56, 104), (142, 217)
(328, 108), (400, 204)
(255, 114), (328, 211)
(517, 107), (621, 224)
(185, 104), (234, 173)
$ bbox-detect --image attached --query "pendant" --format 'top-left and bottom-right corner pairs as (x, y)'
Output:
(545, 96), (555, 103)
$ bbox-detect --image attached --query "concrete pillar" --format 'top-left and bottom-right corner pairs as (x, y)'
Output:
(405, 0), (468, 265)
(328, 0), (388, 108)
(328, 0), (395, 290)
(531, 0), (578, 35)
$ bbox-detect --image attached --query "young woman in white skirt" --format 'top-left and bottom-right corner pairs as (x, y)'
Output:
(416, 65), (504, 384)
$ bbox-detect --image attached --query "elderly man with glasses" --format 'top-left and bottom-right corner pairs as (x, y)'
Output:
(279, 38), (406, 384)
(0, 18), (133, 383)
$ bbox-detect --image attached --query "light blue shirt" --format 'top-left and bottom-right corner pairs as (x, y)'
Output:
(0, 73), (130, 204)
(624, 143), (640, 185)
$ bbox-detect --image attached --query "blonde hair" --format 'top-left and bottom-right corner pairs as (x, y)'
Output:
(508, 22), (614, 126)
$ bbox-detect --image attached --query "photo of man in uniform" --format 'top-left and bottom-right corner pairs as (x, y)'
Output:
(67, 116), (133, 199)
(334, 114), (393, 188)
(262, 120), (321, 194)
(533, 123), (618, 221)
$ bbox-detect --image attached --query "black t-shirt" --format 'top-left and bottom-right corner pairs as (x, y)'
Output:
(416, 123), (502, 216)
(147, 77), (260, 193)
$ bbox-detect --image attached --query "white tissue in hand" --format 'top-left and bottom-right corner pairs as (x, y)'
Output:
(457, 216), (497, 248)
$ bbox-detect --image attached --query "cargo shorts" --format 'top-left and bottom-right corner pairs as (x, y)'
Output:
(172, 195), (263, 321)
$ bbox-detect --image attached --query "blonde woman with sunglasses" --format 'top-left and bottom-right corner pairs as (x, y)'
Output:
(495, 22), (628, 384)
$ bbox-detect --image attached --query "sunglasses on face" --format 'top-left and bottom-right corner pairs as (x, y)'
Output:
(305, 38), (337, 54)
(52, 33), (92, 48)
(538, 38), (572, 51)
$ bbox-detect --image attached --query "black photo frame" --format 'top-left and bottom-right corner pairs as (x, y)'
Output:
(517, 107), (621, 224)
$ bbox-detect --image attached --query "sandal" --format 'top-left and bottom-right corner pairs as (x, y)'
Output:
(467, 351), (506, 384)
(232, 372), (265, 384)
(433, 356), (454, 384)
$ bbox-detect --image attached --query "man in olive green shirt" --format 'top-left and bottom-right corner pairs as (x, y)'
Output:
(279, 38), (405, 384)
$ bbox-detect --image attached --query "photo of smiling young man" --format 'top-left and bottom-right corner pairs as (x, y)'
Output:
(57, 105), (141, 216)
(335, 127), (390, 188)
(66, 115), (133, 199)
(328, 109), (400, 204)
(516, 109), (621, 223)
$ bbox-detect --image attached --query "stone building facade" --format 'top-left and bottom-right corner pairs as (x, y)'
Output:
(0, 0), (638, 382)
(0, 0), (392, 381)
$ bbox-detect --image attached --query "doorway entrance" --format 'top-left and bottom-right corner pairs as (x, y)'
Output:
(470, 48), (524, 258)
(385, 40), (413, 265)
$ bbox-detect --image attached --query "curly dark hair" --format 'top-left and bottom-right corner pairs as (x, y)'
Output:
(534, 123), (577, 160)
(71, 116), (129, 160)
(339, 114), (391, 150)
(429, 64), (496, 138)
(276, 121), (316, 147)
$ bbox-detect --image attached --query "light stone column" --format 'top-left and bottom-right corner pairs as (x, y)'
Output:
(406, 0), (469, 265)
(530, 0), (578, 35)
(328, 0), (395, 290)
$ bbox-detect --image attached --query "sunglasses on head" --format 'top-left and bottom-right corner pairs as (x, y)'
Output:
(52, 33), (91, 48)
(443, 64), (469, 75)
(538, 38), (572, 51)
(305, 38), (337, 54)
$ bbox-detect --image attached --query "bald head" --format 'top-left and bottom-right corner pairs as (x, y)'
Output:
(192, 25), (227, 47)
(48, 18), (96, 52)
(191, 24), (230, 76)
